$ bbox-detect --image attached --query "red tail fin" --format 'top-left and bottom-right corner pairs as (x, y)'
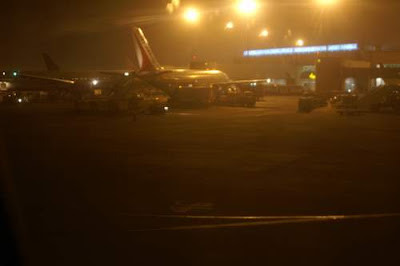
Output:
(132, 27), (162, 72)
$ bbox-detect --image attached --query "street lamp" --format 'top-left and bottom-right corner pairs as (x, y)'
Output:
(235, 1), (258, 56)
(236, 0), (257, 16)
(296, 39), (305, 46)
(259, 29), (269, 38)
(183, 7), (200, 23)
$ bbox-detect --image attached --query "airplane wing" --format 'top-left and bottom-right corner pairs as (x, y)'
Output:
(98, 70), (172, 81)
(20, 74), (75, 84)
(212, 79), (269, 86)
(99, 71), (132, 77)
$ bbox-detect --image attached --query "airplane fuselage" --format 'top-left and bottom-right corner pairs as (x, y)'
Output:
(138, 68), (231, 106)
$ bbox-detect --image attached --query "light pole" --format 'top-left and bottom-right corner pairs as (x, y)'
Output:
(315, 0), (339, 43)
(235, 0), (258, 54)
(182, 7), (201, 62)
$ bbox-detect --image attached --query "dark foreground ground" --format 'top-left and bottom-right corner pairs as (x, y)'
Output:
(1, 96), (400, 265)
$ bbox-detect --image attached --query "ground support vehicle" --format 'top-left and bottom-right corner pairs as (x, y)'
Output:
(214, 86), (256, 107)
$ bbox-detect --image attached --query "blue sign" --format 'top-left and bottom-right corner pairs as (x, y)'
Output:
(243, 43), (358, 57)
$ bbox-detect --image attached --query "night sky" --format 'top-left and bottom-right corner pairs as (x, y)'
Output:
(1, 0), (400, 70)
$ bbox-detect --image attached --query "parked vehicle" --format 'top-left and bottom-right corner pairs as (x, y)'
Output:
(358, 84), (400, 112)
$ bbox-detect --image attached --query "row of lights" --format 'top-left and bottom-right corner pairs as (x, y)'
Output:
(182, 0), (327, 47)
(90, 72), (131, 87)
(225, 22), (305, 46)
(183, 1), (258, 23)
(183, 0), (339, 23)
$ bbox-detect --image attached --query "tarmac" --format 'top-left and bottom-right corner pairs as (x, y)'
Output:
(1, 96), (400, 265)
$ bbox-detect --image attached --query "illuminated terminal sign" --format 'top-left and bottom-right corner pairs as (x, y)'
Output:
(243, 43), (359, 57)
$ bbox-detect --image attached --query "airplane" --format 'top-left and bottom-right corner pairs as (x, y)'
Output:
(9, 52), (169, 111)
(0, 52), (133, 103)
(12, 27), (266, 107)
(40, 53), (134, 83)
(129, 27), (264, 107)
(0, 55), (98, 96)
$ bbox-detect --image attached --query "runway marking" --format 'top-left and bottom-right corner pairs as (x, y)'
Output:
(173, 112), (199, 116)
(170, 202), (214, 213)
(123, 213), (400, 220)
(126, 213), (400, 232)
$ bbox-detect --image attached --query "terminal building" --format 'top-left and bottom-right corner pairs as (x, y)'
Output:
(235, 43), (400, 94)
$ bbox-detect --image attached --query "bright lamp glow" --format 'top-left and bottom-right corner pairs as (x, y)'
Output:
(124, 72), (130, 77)
(91, 79), (99, 86)
(236, 0), (257, 15)
(296, 39), (305, 46)
(225, 21), (234, 30)
(309, 72), (317, 80)
(376, 77), (385, 87)
(166, 0), (180, 14)
(316, 0), (338, 6)
(183, 7), (200, 23)
(259, 29), (269, 37)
